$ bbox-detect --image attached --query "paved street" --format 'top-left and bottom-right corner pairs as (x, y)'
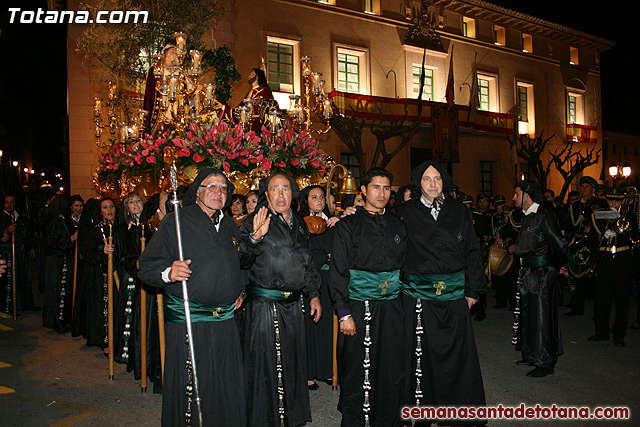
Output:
(1, 290), (638, 426)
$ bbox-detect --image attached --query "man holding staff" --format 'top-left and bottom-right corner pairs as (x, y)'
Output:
(138, 168), (256, 426)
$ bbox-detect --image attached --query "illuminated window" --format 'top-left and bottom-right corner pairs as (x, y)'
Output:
(522, 33), (533, 53)
(517, 82), (535, 135)
(517, 85), (528, 122)
(567, 92), (584, 125)
(493, 25), (505, 46)
(412, 65), (433, 100)
(478, 78), (490, 111)
(335, 45), (369, 94)
(477, 74), (498, 112)
(570, 47), (579, 65)
(267, 41), (294, 93)
(364, 0), (373, 13)
(463, 17), (476, 38)
(266, 36), (301, 108)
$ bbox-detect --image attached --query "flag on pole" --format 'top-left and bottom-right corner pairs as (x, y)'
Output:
(445, 46), (454, 108)
(509, 104), (519, 180)
(468, 52), (478, 122)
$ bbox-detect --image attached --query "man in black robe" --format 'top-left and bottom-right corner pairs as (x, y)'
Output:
(396, 161), (486, 426)
(239, 172), (321, 427)
(0, 195), (36, 314)
(512, 180), (566, 377)
(330, 167), (407, 427)
(138, 168), (254, 426)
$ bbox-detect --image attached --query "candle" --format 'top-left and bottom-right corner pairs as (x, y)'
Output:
(153, 53), (165, 78)
(204, 84), (215, 107)
(108, 82), (117, 101)
(239, 106), (250, 129)
(168, 75), (179, 100)
(312, 72), (322, 94)
(190, 50), (202, 76)
(301, 56), (312, 77)
(174, 32), (187, 56)
(323, 98), (333, 119)
(94, 98), (103, 117)
(119, 122), (128, 142)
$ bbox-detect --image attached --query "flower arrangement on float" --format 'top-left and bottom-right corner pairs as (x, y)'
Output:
(94, 121), (331, 199)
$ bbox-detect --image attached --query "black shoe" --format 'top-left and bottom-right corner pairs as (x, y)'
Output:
(526, 366), (554, 377)
(473, 313), (486, 321)
(587, 334), (609, 342)
(565, 310), (583, 316)
(308, 382), (319, 390)
(516, 360), (532, 366)
(614, 340), (626, 347)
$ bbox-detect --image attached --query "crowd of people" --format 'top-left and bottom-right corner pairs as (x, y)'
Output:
(1, 165), (639, 426)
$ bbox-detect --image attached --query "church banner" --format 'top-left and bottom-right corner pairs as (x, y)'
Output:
(329, 91), (515, 135)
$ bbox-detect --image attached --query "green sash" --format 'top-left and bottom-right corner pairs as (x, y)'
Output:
(348, 269), (401, 301)
(401, 270), (466, 301)
(246, 284), (301, 302)
(520, 253), (553, 268)
(164, 292), (235, 323)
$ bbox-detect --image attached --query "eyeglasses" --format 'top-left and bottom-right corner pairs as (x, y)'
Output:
(199, 183), (227, 192)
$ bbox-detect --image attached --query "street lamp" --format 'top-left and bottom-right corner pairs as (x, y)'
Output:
(609, 163), (632, 186)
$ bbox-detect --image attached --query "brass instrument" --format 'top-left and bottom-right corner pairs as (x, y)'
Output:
(614, 192), (631, 234)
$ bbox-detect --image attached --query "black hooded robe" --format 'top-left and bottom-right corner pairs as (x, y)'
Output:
(514, 202), (565, 369)
(329, 207), (407, 427)
(138, 169), (252, 426)
(42, 202), (76, 333)
(396, 161), (486, 426)
(238, 173), (321, 427)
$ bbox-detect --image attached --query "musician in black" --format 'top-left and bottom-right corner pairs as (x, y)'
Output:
(587, 187), (638, 347)
(491, 195), (521, 310)
(565, 176), (608, 316)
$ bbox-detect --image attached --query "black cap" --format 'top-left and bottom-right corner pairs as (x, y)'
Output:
(493, 195), (506, 205)
(476, 193), (491, 202)
(605, 187), (626, 200)
(579, 176), (598, 189)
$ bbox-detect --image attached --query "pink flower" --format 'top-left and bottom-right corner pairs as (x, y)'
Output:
(142, 149), (149, 156)
(223, 161), (230, 173)
(274, 161), (286, 168)
(147, 155), (156, 164)
(310, 159), (320, 168)
(263, 158), (272, 170)
(240, 158), (249, 166)
(176, 148), (190, 157)
(189, 122), (199, 133)
(193, 153), (206, 163)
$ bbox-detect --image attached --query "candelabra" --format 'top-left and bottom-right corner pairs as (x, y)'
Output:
(93, 82), (149, 148)
(288, 56), (333, 134)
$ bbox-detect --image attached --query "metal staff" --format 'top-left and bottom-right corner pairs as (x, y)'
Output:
(104, 222), (115, 380)
(140, 223), (148, 394)
(170, 163), (203, 426)
(11, 224), (17, 321)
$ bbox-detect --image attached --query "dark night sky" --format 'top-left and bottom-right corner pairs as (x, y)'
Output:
(0, 0), (636, 183)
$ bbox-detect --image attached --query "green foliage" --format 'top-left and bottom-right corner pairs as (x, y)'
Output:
(204, 45), (241, 104)
(76, 0), (223, 88)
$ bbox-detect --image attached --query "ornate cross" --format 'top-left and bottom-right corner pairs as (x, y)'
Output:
(433, 281), (446, 296)
(379, 280), (390, 295)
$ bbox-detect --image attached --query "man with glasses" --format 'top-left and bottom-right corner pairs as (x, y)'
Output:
(139, 168), (256, 426)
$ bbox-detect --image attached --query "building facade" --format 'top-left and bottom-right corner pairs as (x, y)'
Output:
(67, 0), (614, 201)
